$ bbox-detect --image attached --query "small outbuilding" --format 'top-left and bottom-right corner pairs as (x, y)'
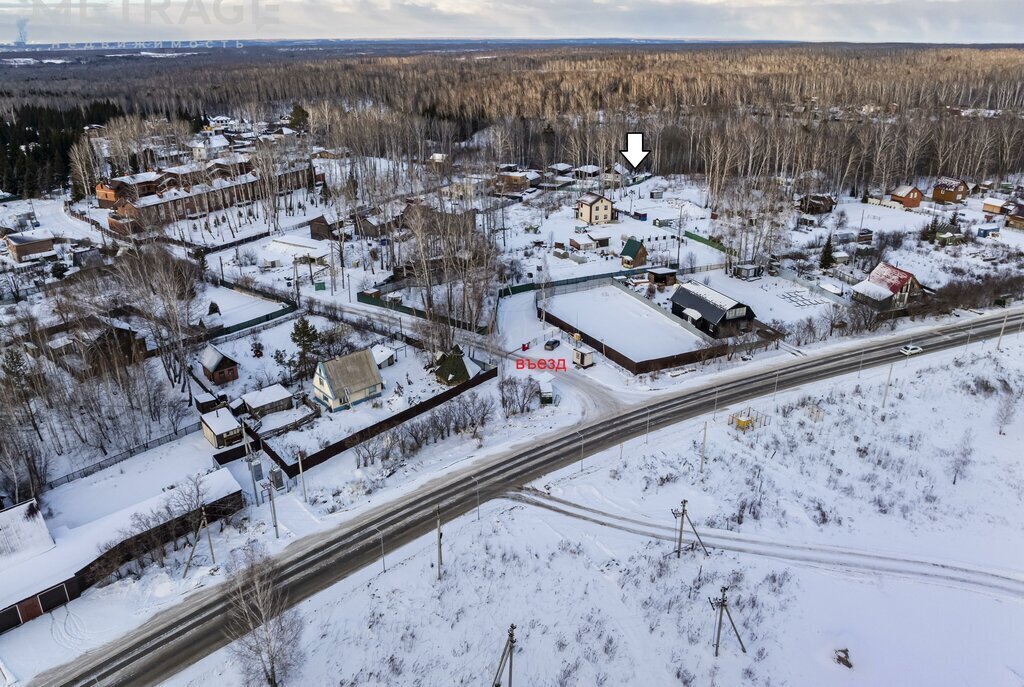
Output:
(572, 345), (595, 369)
(201, 408), (243, 448)
(240, 384), (293, 417)
(647, 266), (677, 286)
(620, 238), (648, 269)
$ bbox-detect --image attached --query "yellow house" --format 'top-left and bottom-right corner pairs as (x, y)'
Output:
(575, 193), (614, 225)
(313, 349), (385, 412)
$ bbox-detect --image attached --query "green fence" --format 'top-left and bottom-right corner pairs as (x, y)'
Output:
(683, 231), (735, 256)
(356, 291), (492, 335)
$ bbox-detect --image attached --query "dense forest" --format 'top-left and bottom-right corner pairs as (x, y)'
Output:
(3, 44), (1024, 199)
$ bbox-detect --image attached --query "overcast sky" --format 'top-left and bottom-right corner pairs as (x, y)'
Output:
(2, 0), (1022, 46)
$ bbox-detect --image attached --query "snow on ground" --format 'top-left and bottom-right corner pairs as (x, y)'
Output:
(198, 284), (288, 330)
(544, 284), (702, 360)
(0, 199), (103, 244)
(167, 336), (1024, 687)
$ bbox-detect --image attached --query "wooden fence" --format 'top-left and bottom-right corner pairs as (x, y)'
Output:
(212, 366), (498, 478)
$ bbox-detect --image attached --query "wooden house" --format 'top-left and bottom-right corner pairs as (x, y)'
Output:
(798, 194), (836, 215)
(313, 349), (384, 411)
(200, 344), (239, 386)
(1005, 204), (1024, 230)
(889, 185), (922, 209)
(671, 281), (756, 338)
(982, 197), (1010, 215)
(4, 230), (54, 263)
(620, 238), (648, 269)
(931, 177), (969, 203)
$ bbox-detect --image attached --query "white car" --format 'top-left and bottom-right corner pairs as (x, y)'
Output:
(899, 345), (923, 356)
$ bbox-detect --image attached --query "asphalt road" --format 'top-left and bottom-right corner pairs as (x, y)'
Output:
(34, 306), (1024, 687)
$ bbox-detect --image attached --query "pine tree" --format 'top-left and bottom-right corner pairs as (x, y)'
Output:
(290, 317), (320, 378)
(819, 234), (836, 269)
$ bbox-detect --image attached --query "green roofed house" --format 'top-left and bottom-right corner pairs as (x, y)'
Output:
(620, 238), (647, 269)
(433, 345), (482, 386)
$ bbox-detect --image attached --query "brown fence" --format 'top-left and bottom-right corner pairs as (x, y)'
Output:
(0, 489), (243, 636)
(539, 306), (779, 375)
(213, 366), (498, 478)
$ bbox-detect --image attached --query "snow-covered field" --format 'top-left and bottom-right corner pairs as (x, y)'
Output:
(164, 336), (1024, 687)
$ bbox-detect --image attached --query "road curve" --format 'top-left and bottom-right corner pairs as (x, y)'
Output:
(33, 307), (1024, 687)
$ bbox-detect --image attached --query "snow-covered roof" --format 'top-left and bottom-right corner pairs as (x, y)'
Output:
(648, 266), (676, 275)
(549, 163), (572, 172)
(370, 344), (396, 366)
(0, 469), (241, 610)
(574, 165), (601, 174)
(587, 230), (611, 241)
(111, 170), (161, 185)
(982, 197), (1007, 208)
(682, 307), (702, 320)
(934, 176), (966, 191)
(201, 408), (241, 435)
(241, 384), (292, 411)
(4, 229), (53, 244)
(578, 192), (608, 206)
(678, 281), (739, 311)
(891, 185), (917, 197)
(201, 344), (231, 372)
(852, 280), (893, 301)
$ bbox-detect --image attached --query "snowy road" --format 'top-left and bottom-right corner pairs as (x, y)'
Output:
(508, 489), (1024, 600)
(33, 305), (1024, 687)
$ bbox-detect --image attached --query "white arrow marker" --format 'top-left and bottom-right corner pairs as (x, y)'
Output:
(620, 132), (650, 169)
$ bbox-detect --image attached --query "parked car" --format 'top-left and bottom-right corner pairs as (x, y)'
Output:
(544, 339), (561, 351)
(899, 345), (923, 356)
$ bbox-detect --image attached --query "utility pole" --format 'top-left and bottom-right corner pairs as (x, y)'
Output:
(700, 421), (707, 472)
(709, 587), (747, 657)
(683, 506), (710, 557)
(646, 408), (651, 443)
(997, 312), (1008, 350)
(329, 239), (337, 295)
(297, 450), (308, 503)
(292, 261), (299, 303)
(243, 427), (260, 507)
(491, 624), (516, 687)
(202, 506), (215, 564)
(858, 350), (865, 377)
(436, 505), (443, 581)
(266, 481), (279, 539)
(881, 363), (894, 409)
(714, 387), (720, 418)
(672, 499), (687, 558)
(773, 370), (780, 399)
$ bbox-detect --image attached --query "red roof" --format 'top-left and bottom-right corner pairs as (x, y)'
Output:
(868, 262), (914, 294)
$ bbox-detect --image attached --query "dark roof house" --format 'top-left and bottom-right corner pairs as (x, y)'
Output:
(670, 281), (756, 338)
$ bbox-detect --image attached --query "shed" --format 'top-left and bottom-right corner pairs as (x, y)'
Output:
(200, 408), (243, 448)
(572, 346), (595, 369)
(240, 384), (293, 417)
(647, 266), (677, 286)
(371, 344), (397, 368)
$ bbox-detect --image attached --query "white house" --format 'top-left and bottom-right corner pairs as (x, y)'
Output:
(313, 349), (385, 412)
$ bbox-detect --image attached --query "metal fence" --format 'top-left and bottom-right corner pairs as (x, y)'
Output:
(45, 422), (202, 490)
